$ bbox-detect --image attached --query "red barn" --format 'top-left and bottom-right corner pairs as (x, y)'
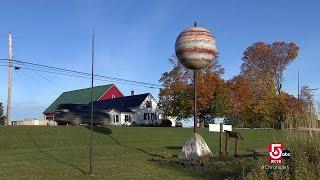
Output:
(43, 84), (123, 120)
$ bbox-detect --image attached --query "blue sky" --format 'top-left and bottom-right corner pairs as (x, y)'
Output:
(0, 0), (320, 121)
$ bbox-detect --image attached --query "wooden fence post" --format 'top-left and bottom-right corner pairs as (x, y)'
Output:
(224, 132), (229, 155)
(235, 137), (239, 156)
(219, 123), (224, 157)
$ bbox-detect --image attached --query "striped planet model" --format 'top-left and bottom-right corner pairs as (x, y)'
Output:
(175, 26), (217, 69)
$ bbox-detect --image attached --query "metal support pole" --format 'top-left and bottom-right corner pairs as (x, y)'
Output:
(193, 69), (197, 133)
(6, 33), (13, 125)
(89, 30), (95, 175)
(193, 21), (198, 134)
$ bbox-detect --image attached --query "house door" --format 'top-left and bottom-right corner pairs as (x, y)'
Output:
(114, 115), (119, 124)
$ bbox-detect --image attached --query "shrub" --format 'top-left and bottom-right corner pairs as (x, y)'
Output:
(131, 121), (138, 126)
(161, 151), (173, 159)
(160, 120), (172, 127)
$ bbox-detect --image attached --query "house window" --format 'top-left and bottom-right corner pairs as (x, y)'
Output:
(114, 115), (119, 123)
(144, 113), (152, 121)
(125, 115), (131, 122)
(112, 95), (115, 99)
(149, 113), (157, 120)
(146, 101), (152, 108)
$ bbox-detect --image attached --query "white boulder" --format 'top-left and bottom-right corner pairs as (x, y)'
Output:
(178, 133), (213, 159)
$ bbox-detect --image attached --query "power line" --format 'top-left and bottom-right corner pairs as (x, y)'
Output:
(0, 58), (161, 88)
(0, 61), (91, 79)
(8, 58), (65, 91)
(0, 59), (160, 88)
(19, 69), (61, 95)
(28, 70), (66, 91)
(0, 60), (160, 89)
(0, 66), (158, 89)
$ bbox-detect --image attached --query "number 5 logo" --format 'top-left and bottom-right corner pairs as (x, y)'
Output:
(269, 143), (284, 160)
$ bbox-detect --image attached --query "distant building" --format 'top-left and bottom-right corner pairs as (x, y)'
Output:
(43, 84), (176, 126)
(11, 118), (51, 126)
(43, 84), (124, 120)
(92, 93), (163, 126)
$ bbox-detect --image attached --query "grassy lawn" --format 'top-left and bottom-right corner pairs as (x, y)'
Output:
(0, 126), (284, 179)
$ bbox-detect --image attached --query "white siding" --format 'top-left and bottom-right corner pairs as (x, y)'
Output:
(168, 117), (177, 127)
(106, 94), (164, 126)
(120, 113), (134, 126)
(108, 109), (121, 125)
(131, 94), (162, 125)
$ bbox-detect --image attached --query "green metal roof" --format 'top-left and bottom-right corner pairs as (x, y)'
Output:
(43, 84), (113, 114)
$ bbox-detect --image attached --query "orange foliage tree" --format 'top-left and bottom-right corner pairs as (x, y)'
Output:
(159, 56), (228, 127)
(226, 75), (277, 128)
(240, 42), (299, 129)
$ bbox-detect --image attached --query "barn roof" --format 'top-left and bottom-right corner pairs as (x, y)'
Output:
(92, 93), (150, 112)
(43, 84), (113, 114)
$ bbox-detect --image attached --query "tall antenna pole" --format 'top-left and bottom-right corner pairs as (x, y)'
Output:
(298, 69), (300, 99)
(89, 29), (95, 175)
(6, 33), (13, 125)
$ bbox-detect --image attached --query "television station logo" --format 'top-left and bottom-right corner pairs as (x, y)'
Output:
(268, 143), (291, 164)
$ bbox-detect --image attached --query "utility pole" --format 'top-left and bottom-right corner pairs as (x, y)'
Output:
(6, 33), (13, 125)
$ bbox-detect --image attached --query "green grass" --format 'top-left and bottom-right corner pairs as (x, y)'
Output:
(0, 126), (284, 179)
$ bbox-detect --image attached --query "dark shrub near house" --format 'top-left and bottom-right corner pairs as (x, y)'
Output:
(175, 121), (183, 127)
(131, 121), (138, 126)
(160, 120), (172, 127)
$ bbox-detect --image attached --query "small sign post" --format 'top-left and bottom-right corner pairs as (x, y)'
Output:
(208, 123), (233, 157)
(209, 124), (232, 132)
(209, 124), (243, 157)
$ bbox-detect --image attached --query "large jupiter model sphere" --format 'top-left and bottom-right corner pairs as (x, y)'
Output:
(175, 26), (217, 69)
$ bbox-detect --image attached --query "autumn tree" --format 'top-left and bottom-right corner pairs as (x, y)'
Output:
(159, 56), (227, 127)
(241, 42), (299, 129)
(298, 86), (319, 128)
(227, 76), (250, 117)
(226, 75), (277, 128)
(300, 86), (313, 105)
(280, 92), (301, 128)
(158, 59), (192, 120)
(226, 76), (252, 127)
(0, 102), (5, 125)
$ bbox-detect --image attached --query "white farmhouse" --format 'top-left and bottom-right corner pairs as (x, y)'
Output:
(93, 93), (164, 126)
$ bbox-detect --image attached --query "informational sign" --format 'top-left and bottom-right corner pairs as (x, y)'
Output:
(209, 124), (232, 132)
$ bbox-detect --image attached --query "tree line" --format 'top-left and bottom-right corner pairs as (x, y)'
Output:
(159, 41), (317, 129)
(0, 102), (5, 125)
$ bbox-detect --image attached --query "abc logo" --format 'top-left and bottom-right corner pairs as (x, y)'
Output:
(268, 143), (291, 163)
(281, 150), (291, 160)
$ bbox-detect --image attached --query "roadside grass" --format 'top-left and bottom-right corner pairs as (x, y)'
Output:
(0, 126), (284, 179)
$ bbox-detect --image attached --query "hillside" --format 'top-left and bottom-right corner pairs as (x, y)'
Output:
(0, 126), (283, 179)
